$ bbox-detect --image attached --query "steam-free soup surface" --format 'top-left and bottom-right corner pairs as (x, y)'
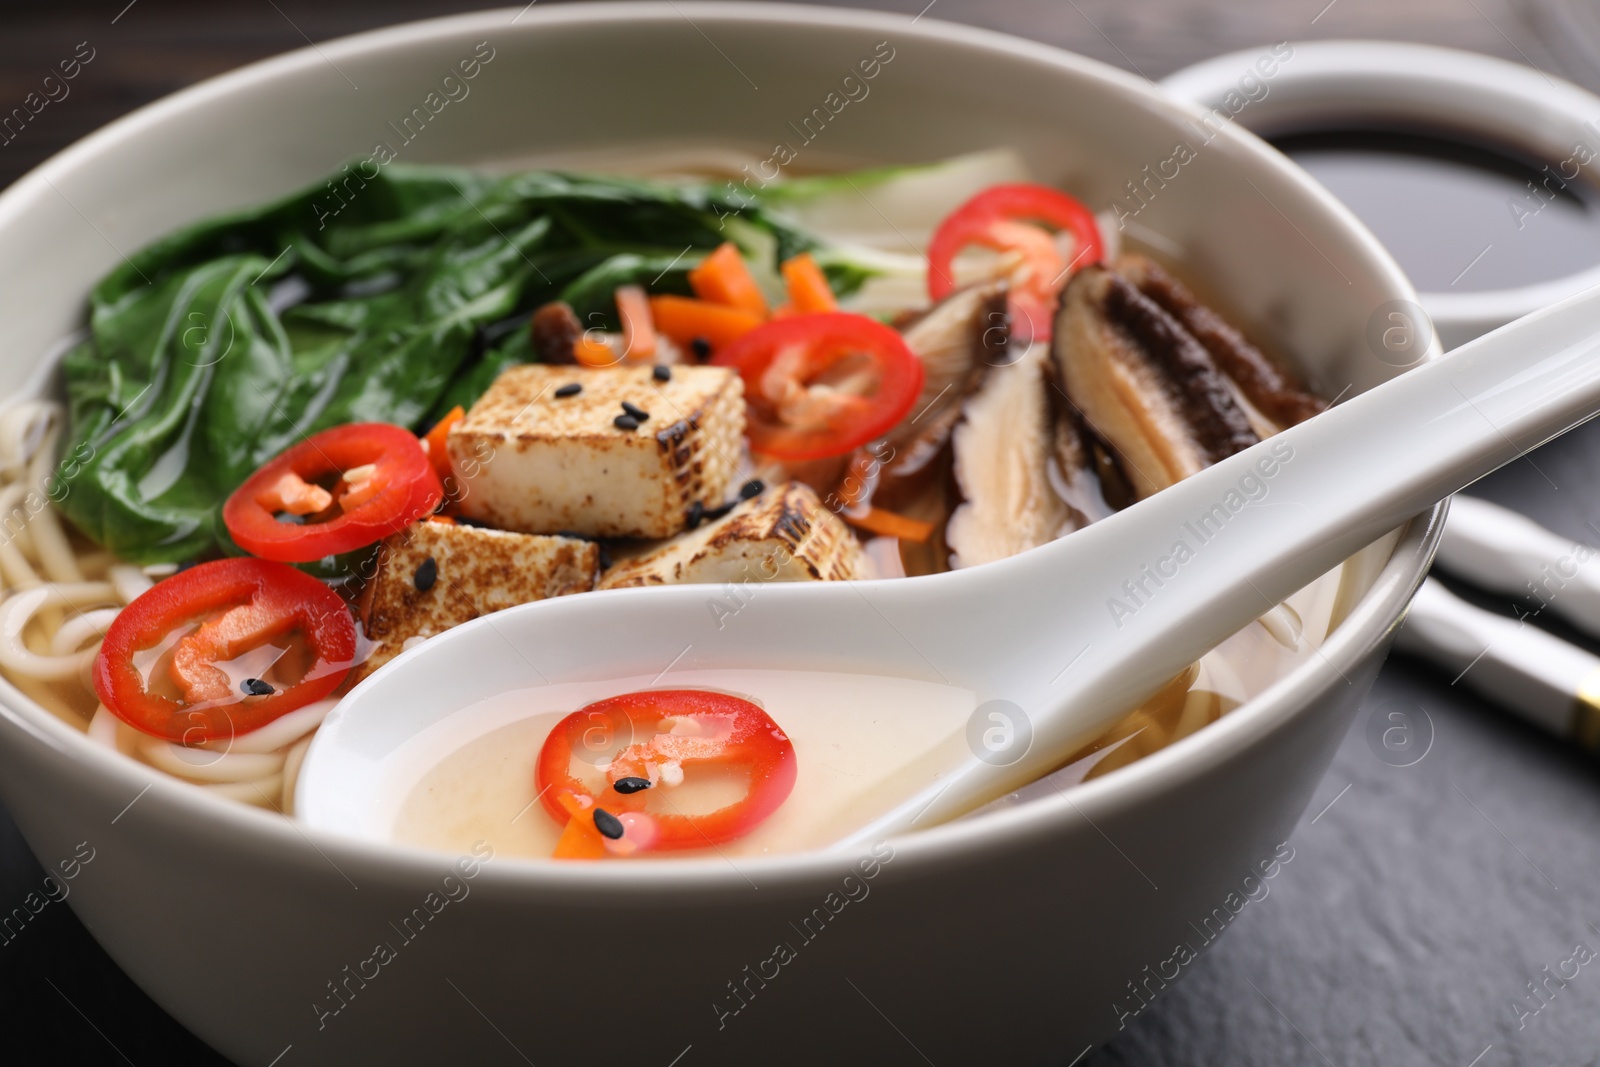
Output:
(388, 669), (977, 859)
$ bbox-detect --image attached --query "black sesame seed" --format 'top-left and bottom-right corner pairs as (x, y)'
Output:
(740, 479), (765, 500)
(241, 678), (275, 697)
(613, 776), (652, 794)
(414, 556), (438, 592)
(686, 500), (705, 529)
(614, 414), (640, 431)
(554, 382), (583, 398)
(593, 807), (625, 840)
(620, 400), (649, 421)
(690, 337), (712, 360)
(652, 364), (672, 382)
(704, 500), (737, 522)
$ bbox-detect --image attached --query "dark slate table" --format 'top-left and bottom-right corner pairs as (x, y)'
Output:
(2, 1), (1595, 1063)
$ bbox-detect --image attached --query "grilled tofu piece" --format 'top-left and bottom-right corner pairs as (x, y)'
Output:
(598, 482), (864, 589)
(448, 363), (744, 539)
(354, 521), (597, 680)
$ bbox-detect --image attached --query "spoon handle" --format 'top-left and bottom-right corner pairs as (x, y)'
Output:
(836, 283), (1600, 850)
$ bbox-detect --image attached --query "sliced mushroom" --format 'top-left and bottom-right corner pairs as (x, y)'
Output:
(840, 283), (1008, 514)
(1052, 265), (1258, 500)
(895, 282), (1008, 433)
(530, 302), (583, 364)
(945, 343), (1073, 568)
(1116, 253), (1325, 429)
(1048, 404), (1119, 528)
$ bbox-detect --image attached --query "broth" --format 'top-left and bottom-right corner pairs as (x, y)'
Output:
(388, 670), (976, 859)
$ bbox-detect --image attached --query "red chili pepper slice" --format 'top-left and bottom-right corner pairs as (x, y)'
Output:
(713, 312), (925, 461)
(536, 689), (797, 858)
(93, 558), (356, 743)
(926, 183), (1105, 343)
(223, 423), (443, 562)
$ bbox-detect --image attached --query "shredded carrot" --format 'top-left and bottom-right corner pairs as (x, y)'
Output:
(427, 514), (457, 525)
(689, 242), (770, 317)
(844, 506), (935, 543)
(338, 466), (383, 511)
(553, 814), (607, 860)
(256, 471), (332, 516)
(551, 794), (607, 859)
(781, 253), (838, 314)
(422, 406), (464, 486)
(648, 295), (764, 353)
(575, 335), (621, 368)
(615, 284), (657, 362)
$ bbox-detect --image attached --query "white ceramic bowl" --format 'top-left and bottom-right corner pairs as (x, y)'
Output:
(0, 6), (1438, 1064)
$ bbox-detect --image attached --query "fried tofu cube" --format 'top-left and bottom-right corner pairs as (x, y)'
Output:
(598, 482), (864, 589)
(448, 364), (744, 539)
(355, 521), (597, 679)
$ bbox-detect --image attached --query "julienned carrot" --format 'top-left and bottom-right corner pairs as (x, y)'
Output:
(781, 253), (838, 314)
(552, 795), (606, 860)
(615, 284), (657, 362)
(575, 334), (621, 368)
(422, 405), (464, 486)
(257, 471), (332, 517)
(648, 295), (764, 354)
(843, 506), (935, 543)
(689, 242), (770, 317)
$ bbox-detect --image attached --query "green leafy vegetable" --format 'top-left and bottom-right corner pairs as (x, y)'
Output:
(58, 164), (859, 563)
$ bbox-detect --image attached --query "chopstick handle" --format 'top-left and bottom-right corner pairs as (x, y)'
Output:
(1396, 576), (1600, 751)
(1436, 496), (1600, 635)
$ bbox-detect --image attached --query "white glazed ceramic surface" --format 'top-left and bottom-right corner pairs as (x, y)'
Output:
(0, 6), (1438, 1065)
(1162, 40), (1600, 350)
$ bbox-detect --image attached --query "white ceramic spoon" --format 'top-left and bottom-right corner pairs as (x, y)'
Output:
(302, 283), (1600, 851)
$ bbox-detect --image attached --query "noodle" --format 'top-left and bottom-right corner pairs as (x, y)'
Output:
(0, 399), (307, 811)
(281, 734), (315, 815)
(87, 703), (119, 748)
(50, 607), (120, 655)
(0, 582), (120, 681)
(198, 698), (336, 755)
(201, 775), (286, 807)
(137, 740), (287, 783)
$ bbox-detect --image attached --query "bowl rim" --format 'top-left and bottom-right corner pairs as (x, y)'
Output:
(0, 1), (1443, 892)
